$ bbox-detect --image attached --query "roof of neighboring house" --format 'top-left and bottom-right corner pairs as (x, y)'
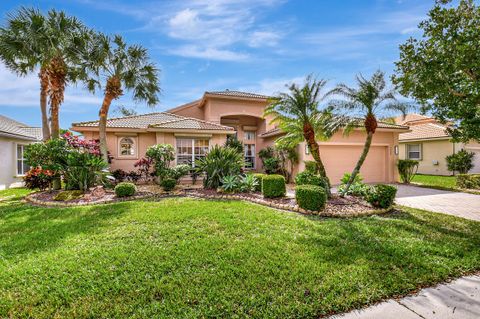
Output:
(205, 90), (271, 100)
(399, 122), (450, 141)
(260, 120), (409, 138)
(0, 115), (42, 141)
(71, 112), (234, 131)
(394, 113), (432, 125)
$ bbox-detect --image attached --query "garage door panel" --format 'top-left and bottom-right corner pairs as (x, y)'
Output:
(320, 145), (387, 184)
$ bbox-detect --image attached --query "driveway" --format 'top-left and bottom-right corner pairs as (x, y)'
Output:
(395, 184), (480, 221)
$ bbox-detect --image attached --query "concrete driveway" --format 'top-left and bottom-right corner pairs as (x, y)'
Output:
(395, 184), (480, 221)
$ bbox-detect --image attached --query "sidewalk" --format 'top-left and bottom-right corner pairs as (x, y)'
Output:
(330, 273), (480, 319)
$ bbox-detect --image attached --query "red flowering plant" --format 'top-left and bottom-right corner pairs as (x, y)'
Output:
(134, 157), (154, 182)
(23, 167), (55, 191)
(62, 131), (102, 157)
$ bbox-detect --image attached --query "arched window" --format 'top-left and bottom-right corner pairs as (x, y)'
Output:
(119, 137), (136, 157)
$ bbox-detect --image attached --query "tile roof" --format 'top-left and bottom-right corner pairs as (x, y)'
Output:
(0, 115), (42, 140)
(72, 112), (233, 131)
(399, 122), (450, 141)
(205, 90), (271, 100)
(394, 113), (431, 125)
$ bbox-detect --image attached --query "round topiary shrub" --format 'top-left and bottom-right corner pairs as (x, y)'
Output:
(262, 174), (286, 198)
(295, 184), (327, 211)
(114, 182), (137, 197)
(160, 178), (177, 191)
(364, 184), (397, 208)
(295, 171), (327, 189)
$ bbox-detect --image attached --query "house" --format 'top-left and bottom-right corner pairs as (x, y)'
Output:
(396, 114), (480, 175)
(71, 90), (409, 184)
(0, 115), (42, 190)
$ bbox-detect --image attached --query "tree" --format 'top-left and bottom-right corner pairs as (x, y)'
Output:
(264, 75), (333, 196)
(446, 149), (475, 174)
(0, 7), (88, 139)
(330, 70), (410, 195)
(113, 105), (138, 117)
(81, 33), (160, 163)
(393, 0), (480, 142)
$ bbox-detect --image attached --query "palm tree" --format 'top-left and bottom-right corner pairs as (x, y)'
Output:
(81, 33), (160, 163)
(330, 70), (410, 195)
(264, 75), (333, 196)
(0, 7), (88, 140)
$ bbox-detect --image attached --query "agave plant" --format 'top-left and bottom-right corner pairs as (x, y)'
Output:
(220, 175), (239, 193)
(239, 174), (258, 193)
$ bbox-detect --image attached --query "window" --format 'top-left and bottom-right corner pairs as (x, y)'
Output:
(407, 144), (421, 160)
(176, 138), (209, 166)
(16, 144), (30, 175)
(244, 144), (256, 169)
(118, 137), (136, 157)
(244, 131), (256, 141)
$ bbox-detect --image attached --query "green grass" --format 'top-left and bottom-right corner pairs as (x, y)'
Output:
(1, 188), (480, 318)
(411, 174), (457, 189)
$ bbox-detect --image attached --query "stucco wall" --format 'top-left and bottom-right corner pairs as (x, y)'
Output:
(0, 137), (33, 190)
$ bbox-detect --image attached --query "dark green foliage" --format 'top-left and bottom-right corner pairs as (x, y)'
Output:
(111, 169), (127, 182)
(263, 157), (280, 174)
(294, 171), (327, 189)
(252, 173), (266, 192)
(224, 136), (243, 154)
(446, 150), (475, 174)
(338, 173), (368, 197)
(304, 161), (317, 173)
(258, 146), (275, 163)
(398, 160), (419, 183)
(63, 153), (108, 191)
(364, 184), (397, 209)
(114, 182), (137, 197)
(456, 174), (480, 189)
(295, 184), (327, 211)
(195, 145), (244, 189)
(160, 178), (176, 191)
(262, 174), (286, 198)
(53, 190), (84, 201)
(145, 144), (175, 178)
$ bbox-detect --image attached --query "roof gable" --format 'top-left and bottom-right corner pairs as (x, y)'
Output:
(0, 115), (42, 140)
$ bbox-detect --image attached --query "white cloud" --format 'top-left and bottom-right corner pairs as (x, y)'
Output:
(169, 45), (249, 61)
(247, 31), (282, 47)
(239, 76), (306, 96)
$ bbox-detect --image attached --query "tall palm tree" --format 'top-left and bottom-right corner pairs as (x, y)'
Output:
(0, 7), (88, 139)
(330, 70), (410, 195)
(264, 75), (333, 196)
(81, 33), (160, 163)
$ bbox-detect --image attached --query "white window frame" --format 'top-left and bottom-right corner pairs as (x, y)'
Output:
(15, 143), (30, 176)
(117, 136), (138, 159)
(244, 131), (256, 142)
(176, 138), (210, 167)
(407, 144), (422, 160)
(244, 143), (256, 170)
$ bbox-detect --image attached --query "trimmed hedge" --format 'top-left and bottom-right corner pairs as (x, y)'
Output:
(262, 174), (286, 198)
(295, 171), (327, 189)
(295, 185), (327, 211)
(160, 178), (177, 191)
(253, 173), (266, 192)
(114, 182), (137, 197)
(364, 184), (397, 208)
(456, 174), (480, 189)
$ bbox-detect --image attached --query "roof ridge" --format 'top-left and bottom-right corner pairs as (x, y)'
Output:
(153, 114), (234, 130)
(71, 111), (184, 126)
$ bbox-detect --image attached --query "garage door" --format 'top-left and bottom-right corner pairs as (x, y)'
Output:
(320, 145), (388, 185)
(467, 149), (480, 173)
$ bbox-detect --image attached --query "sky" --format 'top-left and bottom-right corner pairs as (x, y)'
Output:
(0, 0), (434, 129)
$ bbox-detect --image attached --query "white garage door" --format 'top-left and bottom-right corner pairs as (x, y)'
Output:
(320, 145), (388, 185)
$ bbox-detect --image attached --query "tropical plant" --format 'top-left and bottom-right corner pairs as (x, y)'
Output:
(259, 146), (275, 165)
(134, 157), (154, 182)
(264, 75), (333, 196)
(81, 33), (160, 163)
(224, 136), (244, 154)
(195, 145), (244, 189)
(263, 157), (280, 174)
(23, 167), (55, 191)
(393, 0), (480, 142)
(446, 149), (475, 174)
(220, 175), (239, 193)
(337, 173), (368, 197)
(63, 151), (108, 191)
(330, 70), (410, 195)
(145, 144), (175, 178)
(0, 7), (89, 139)
(397, 159), (419, 183)
(111, 169), (127, 182)
(275, 144), (299, 182)
(239, 174), (258, 193)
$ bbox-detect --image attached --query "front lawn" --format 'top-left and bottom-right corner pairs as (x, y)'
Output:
(411, 174), (457, 189)
(1, 189), (480, 318)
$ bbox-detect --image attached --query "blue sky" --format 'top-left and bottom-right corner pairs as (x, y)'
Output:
(0, 0), (433, 128)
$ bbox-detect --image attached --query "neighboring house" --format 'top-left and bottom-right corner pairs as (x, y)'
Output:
(396, 114), (480, 175)
(0, 115), (42, 190)
(72, 90), (409, 184)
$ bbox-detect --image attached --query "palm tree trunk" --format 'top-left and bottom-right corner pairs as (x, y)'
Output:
(304, 123), (331, 197)
(341, 131), (373, 196)
(99, 76), (123, 164)
(39, 67), (51, 141)
(47, 56), (67, 139)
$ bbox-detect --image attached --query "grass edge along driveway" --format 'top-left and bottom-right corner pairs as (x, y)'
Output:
(1, 188), (480, 318)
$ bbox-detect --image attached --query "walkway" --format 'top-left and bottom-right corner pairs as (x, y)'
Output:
(395, 184), (480, 221)
(331, 273), (480, 319)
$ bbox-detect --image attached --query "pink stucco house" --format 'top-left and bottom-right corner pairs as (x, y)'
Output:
(71, 90), (408, 184)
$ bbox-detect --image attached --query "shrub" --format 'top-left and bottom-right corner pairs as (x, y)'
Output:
(295, 185), (327, 211)
(23, 167), (55, 190)
(340, 172), (363, 185)
(127, 171), (141, 183)
(53, 190), (84, 201)
(167, 164), (191, 181)
(160, 178), (177, 191)
(304, 161), (317, 173)
(111, 169), (127, 182)
(397, 159), (419, 183)
(114, 182), (137, 197)
(446, 149), (475, 174)
(239, 174), (258, 192)
(295, 171), (327, 189)
(364, 184), (397, 208)
(258, 146), (275, 164)
(224, 136), (243, 154)
(262, 174), (286, 198)
(456, 174), (480, 189)
(146, 144), (175, 177)
(263, 157), (280, 174)
(195, 145), (244, 189)
(252, 173), (265, 191)
(220, 175), (239, 193)
(338, 172), (367, 196)
(134, 157), (154, 182)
